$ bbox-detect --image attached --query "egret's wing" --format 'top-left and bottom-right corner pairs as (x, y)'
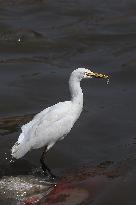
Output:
(18, 107), (51, 143)
(21, 107), (51, 135)
(18, 101), (71, 143)
(31, 111), (73, 149)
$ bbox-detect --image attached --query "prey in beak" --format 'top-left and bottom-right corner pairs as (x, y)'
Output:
(85, 71), (109, 79)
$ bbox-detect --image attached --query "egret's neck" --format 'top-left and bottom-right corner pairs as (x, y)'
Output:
(69, 75), (83, 107)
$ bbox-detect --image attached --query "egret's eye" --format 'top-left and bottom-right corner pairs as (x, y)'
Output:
(85, 72), (91, 77)
(85, 71), (94, 77)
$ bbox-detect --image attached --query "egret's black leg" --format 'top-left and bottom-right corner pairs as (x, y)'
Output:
(40, 146), (56, 179)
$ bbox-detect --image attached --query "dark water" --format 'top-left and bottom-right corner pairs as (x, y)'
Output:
(0, 0), (136, 204)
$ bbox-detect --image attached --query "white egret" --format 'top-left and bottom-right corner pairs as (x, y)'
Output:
(11, 68), (108, 178)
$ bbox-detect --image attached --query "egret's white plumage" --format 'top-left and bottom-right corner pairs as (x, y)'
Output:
(11, 68), (108, 160)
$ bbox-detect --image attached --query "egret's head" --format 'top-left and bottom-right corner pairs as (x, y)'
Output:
(72, 68), (108, 81)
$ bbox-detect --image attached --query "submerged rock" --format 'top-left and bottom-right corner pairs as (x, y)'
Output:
(0, 175), (54, 203)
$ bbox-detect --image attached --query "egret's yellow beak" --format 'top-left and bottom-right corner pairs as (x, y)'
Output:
(86, 71), (109, 79)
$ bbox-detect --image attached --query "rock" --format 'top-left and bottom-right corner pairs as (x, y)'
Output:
(0, 175), (54, 204)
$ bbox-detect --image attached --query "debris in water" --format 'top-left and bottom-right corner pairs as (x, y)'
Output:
(107, 78), (110, 85)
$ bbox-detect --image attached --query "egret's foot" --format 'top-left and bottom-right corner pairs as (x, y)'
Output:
(40, 147), (57, 182)
(42, 170), (57, 184)
(43, 170), (56, 180)
(49, 173), (56, 181)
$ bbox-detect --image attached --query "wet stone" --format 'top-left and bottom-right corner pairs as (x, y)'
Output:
(0, 175), (53, 201)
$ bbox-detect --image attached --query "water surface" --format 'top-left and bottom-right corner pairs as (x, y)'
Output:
(0, 0), (136, 204)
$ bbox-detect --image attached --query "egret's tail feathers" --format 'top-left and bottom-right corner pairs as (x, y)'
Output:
(11, 135), (30, 159)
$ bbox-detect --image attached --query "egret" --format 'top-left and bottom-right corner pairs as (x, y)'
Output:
(11, 68), (108, 178)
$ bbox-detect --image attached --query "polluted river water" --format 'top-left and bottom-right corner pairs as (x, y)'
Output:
(0, 0), (136, 204)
